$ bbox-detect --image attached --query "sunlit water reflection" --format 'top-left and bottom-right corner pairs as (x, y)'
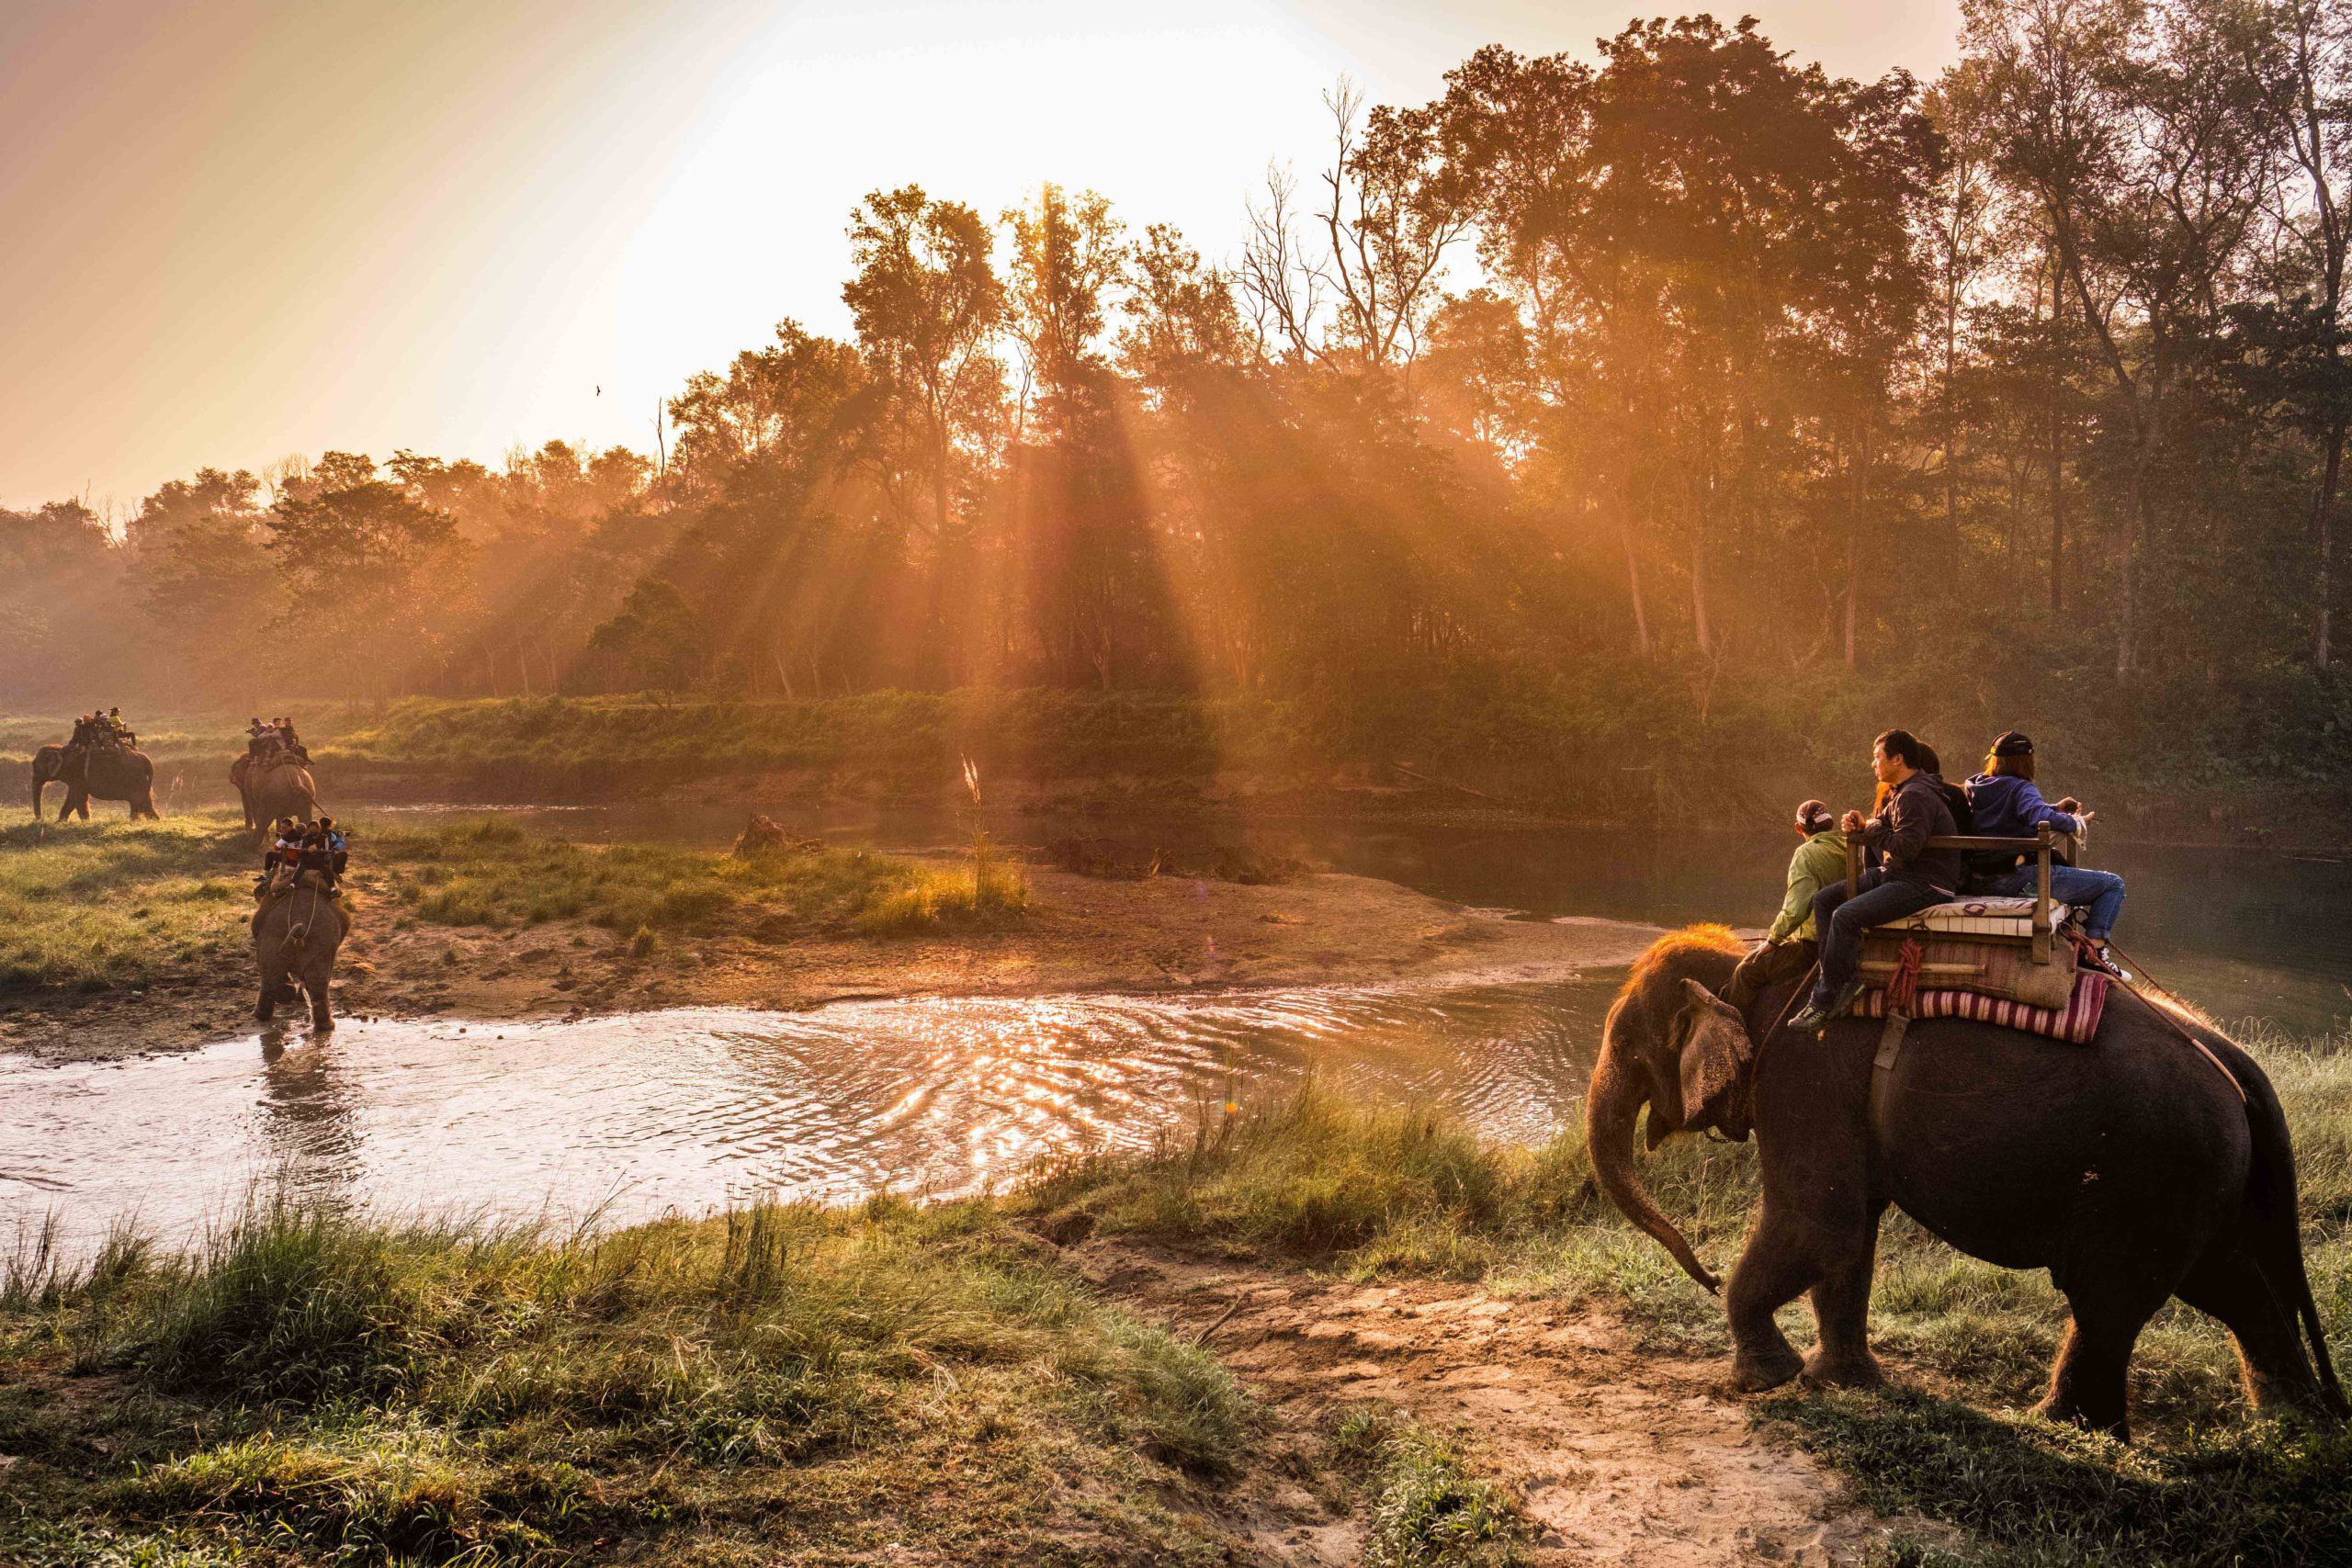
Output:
(1, 981), (1617, 1257)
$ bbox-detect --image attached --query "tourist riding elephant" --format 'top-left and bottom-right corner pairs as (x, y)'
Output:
(240, 756), (320, 842)
(32, 744), (159, 820)
(252, 873), (349, 1031)
(1587, 926), (2346, 1440)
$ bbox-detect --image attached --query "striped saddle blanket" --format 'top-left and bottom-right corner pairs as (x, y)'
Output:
(1855, 971), (2109, 1044)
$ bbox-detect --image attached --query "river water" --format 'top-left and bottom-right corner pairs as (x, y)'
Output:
(5, 807), (2344, 1258)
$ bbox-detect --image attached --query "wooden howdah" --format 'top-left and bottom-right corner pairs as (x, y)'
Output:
(1843, 822), (2086, 964)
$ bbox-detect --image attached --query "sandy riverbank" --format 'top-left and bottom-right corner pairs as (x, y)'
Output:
(0, 861), (1667, 1064)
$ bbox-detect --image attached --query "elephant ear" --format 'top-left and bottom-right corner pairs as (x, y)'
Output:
(1672, 977), (1756, 1139)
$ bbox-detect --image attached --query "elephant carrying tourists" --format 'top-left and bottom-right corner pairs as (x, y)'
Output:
(32, 722), (158, 820)
(1724, 799), (1843, 1011)
(252, 846), (348, 1031)
(1587, 925), (2347, 1440)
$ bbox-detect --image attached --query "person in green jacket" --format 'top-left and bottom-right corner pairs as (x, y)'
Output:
(1724, 800), (1848, 1010)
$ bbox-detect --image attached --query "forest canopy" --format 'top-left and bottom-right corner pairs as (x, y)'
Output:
(7, 5), (2347, 786)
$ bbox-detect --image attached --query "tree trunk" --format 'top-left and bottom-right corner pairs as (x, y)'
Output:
(2049, 399), (2066, 613)
(2318, 423), (2342, 670)
(1616, 492), (1652, 660)
(1844, 437), (1866, 669)
(1690, 448), (1713, 659)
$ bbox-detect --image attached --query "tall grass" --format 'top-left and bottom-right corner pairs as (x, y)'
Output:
(0, 1192), (1254, 1564)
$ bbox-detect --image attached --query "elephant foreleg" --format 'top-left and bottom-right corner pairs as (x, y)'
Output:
(255, 966), (279, 1021)
(1724, 1202), (1823, 1393)
(306, 966), (334, 1031)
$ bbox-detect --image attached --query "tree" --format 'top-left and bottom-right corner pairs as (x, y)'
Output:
(842, 186), (1006, 542)
(264, 451), (461, 690)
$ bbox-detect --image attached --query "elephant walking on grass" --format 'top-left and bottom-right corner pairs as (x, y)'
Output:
(1589, 926), (2346, 1440)
(32, 744), (159, 820)
(253, 874), (349, 1031)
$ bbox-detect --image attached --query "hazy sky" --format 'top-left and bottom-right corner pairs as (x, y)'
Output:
(1, 1), (1962, 513)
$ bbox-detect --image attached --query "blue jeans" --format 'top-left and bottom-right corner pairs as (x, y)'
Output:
(1808, 868), (1946, 1006)
(1986, 863), (2126, 940)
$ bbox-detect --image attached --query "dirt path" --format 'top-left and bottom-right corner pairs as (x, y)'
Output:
(1077, 1244), (1935, 1566)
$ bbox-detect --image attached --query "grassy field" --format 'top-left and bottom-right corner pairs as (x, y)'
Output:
(0, 816), (1026, 995)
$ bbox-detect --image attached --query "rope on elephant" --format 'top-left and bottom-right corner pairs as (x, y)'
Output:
(2098, 938), (2245, 1104)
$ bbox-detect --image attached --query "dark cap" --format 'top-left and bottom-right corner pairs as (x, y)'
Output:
(1795, 798), (1835, 833)
(1992, 730), (2034, 758)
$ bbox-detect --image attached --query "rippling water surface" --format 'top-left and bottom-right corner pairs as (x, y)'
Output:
(1, 980), (1616, 1254)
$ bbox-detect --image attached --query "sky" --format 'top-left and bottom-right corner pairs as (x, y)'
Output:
(0, 0), (1962, 514)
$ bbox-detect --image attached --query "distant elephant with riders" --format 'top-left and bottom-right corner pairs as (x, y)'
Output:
(31, 743), (159, 820)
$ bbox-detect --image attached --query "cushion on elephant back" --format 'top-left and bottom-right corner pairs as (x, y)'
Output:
(1871, 897), (2072, 939)
(1857, 929), (2079, 1011)
(1853, 970), (2109, 1044)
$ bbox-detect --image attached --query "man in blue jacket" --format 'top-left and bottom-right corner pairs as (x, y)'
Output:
(1964, 731), (2127, 975)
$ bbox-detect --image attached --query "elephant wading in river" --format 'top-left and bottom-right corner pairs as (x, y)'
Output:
(235, 754), (319, 840)
(1588, 926), (2346, 1439)
(253, 873), (349, 1030)
(32, 744), (159, 820)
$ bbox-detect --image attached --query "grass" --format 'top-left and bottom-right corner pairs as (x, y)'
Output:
(1324, 1407), (1526, 1568)
(0, 1192), (1257, 1566)
(1021, 1030), (2352, 1565)
(0, 815), (1028, 998)
(0, 817), (255, 990)
(368, 818), (1027, 937)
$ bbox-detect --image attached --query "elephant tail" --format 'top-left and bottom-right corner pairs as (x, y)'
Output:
(2240, 1053), (2349, 1418)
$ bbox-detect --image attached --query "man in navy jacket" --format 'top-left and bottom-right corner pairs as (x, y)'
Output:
(1965, 731), (2127, 973)
(1791, 728), (1962, 1032)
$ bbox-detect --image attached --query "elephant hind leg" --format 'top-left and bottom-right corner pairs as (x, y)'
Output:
(2176, 1245), (2329, 1417)
(1804, 1220), (1888, 1389)
(2038, 1256), (2177, 1440)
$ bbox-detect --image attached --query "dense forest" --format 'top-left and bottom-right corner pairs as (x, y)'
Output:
(6, 3), (2347, 789)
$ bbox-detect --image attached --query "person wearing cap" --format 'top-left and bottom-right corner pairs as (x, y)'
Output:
(1965, 731), (2128, 973)
(1724, 799), (1847, 1010)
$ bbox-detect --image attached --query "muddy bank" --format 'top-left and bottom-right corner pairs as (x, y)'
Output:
(0, 864), (1666, 1064)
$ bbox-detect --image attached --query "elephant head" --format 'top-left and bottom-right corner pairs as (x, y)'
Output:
(1585, 935), (1754, 1294)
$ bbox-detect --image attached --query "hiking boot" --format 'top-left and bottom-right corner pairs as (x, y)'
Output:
(1789, 978), (1867, 1034)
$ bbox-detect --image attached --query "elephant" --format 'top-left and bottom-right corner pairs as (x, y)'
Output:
(1587, 925), (2346, 1440)
(252, 873), (349, 1031)
(236, 755), (320, 842)
(32, 743), (159, 820)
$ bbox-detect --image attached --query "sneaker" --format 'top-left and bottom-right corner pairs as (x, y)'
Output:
(1790, 978), (1867, 1033)
(2079, 943), (2131, 982)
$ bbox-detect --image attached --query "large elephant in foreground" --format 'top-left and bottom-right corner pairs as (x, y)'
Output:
(32, 744), (159, 820)
(1588, 926), (2345, 1439)
(252, 874), (349, 1031)
(233, 754), (319, 840)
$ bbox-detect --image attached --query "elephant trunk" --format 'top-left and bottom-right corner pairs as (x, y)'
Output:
(1587, 1037), (1722, 1294)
